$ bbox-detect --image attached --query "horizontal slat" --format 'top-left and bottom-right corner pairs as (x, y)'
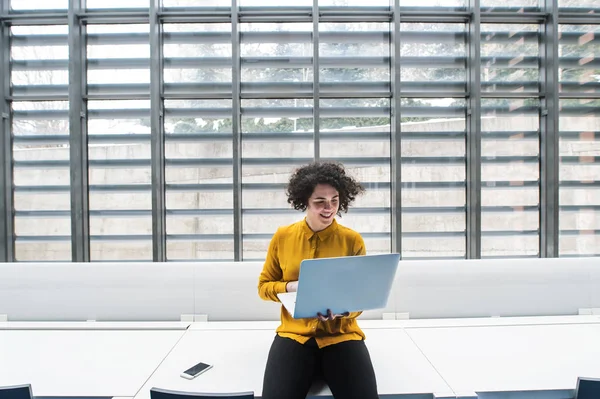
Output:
(559, 58), (600, 69)
(9, 206), (553, 219)
(11, 55), (595, 75)
(13, 134), (69, 145)
(166, 182), (392, 192)
(560, 205), (600, 212)
(15, 235), (71, 242)
(15, 210), (153, 218)
(88, 134), (151, 143)
(240, 132), (313, 141)
(14, 160), (69, 169)
(482, 131), (538, 139)
(163, 31), (232, 44)
(480, 230), (539, 236)
(252, 156), (527, 165)
(559, 107), (600, 116)
(166, 183), (233, 192)
(559, 32), (600, 46)
(481, 181), (539, 188)
(559, 131), (600, 140)
(560, 156), (600, 164)
(241, 157), (390, 166)
(165, 158), (232, 167)
(560, 230), (600, 236)
(165, 57), (232, 68)
(15, 210), (70, 218)
(481, 106), (540, 116)
(87, 58), (150, 70)
(560, 181), (600, 188)
(242, 56), (312, 68)
(11, 85), (68, 97)
(13, 109), (69, 120)
(165, 133), (232, 142)
(242, 232), (392, 240)
(321, 131), (390, 140)
(87, 83), (151, 96)
(10, 34), (67, 46)
(10, 59), (67, 71)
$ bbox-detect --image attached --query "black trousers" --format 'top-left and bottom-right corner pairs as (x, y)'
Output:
(261, 335), (379, 399)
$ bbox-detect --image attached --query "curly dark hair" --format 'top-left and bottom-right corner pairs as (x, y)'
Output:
(285, 161), (365, 215)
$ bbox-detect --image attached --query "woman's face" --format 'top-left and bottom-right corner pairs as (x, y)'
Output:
(305, 183), (340, 232)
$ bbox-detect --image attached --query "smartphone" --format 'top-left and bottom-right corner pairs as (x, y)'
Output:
(180, 361), (213, 380)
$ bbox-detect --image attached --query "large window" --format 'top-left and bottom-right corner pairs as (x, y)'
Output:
(400, 22), (467, 259)
(163, 22), (234, 261)
(87, 24), (152, 261)
(480, 23), (541, 258)
(558, 24), (600, 257)
(10, 25), (71, 261)
(1, 2), (597, 262)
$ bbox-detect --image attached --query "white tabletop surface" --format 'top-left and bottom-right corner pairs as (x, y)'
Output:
(185, 315), (600, 331)
(133, 328), (453, 399)
(0, 321), (191, 330)
(0, 329), (186, 397)
(406, 323), (600, 395)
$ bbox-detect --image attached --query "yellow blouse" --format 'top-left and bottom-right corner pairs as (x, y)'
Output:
(257, 218), (367, 348)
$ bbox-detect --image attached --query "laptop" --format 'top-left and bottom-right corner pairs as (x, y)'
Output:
(277, 253), (400, 319)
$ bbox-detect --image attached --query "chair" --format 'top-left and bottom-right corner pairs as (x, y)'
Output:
(0, 385), (33, 399)
(575, 377), (600, 399)
(150, 387), (254, 399)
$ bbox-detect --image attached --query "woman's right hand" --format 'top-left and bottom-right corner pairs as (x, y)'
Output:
(286, 281), (298, 292)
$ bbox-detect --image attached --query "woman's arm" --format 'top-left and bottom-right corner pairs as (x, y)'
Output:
(258, 229), (288, 302)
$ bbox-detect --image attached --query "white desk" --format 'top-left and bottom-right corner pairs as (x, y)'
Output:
(406, 323), (600, 396)
(185, 316), (600, 332)
(133, 328), (454, 399)
(0, 329), (187, 397)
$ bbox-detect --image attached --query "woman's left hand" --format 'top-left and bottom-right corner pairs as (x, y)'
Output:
(317, 309), (350, 321)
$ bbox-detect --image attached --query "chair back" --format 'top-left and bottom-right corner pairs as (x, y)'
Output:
(0, 385), (33, 399)
(150, 387), (254, 399)
(575, 377), (600, 399)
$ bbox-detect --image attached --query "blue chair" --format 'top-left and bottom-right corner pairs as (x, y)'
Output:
(150, 387), (254, 399)
(0, 385), (33, 399)
(575, 377), (600, 399)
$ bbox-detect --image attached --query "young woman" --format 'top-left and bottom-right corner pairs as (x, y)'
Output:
(257, 161), (379, 399)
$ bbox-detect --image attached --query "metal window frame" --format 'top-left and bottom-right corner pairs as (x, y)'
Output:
(466, 0), (481, 259)
(68, 0), (90, 262)
(313, 0), (320, 161)
(0, 0), (14, 262)
(540, 0), (560, 258)
(232, 0), (243, 261)
(150, 0), (166, 262)
(390, 0), (401, 255)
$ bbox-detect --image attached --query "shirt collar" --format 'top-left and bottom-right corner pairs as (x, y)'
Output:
(301, 217), (339, 241)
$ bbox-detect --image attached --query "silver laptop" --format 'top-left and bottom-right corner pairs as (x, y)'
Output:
(277, 253), (400, 319)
